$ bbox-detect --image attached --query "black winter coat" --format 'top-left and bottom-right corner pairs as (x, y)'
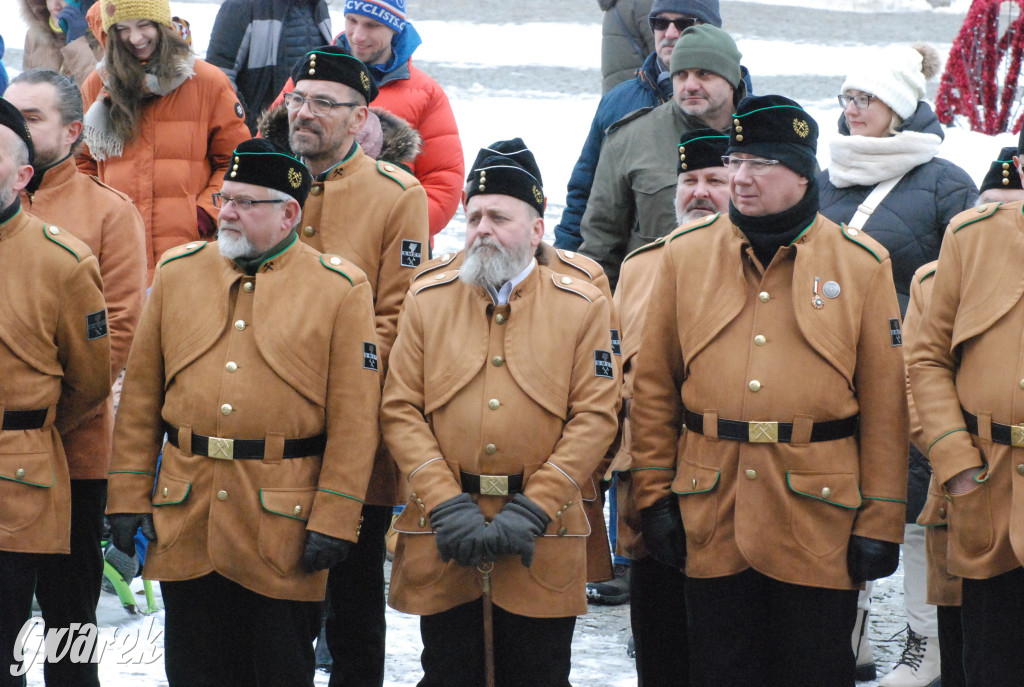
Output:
(818, 102), (978, 315)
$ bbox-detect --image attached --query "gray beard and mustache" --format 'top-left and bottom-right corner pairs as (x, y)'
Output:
(676, 197), (721, 225)
(459, 236), (534, 291)
(217, 225), (259, 260)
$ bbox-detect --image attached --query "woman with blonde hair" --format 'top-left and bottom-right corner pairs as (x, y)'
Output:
(818, 42), (977, 687)
(79, 0), (249, 281)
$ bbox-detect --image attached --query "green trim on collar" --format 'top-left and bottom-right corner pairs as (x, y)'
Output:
(788, 220), (814, 245)
(668, 213), (720, 242)
(259, 232), (297, 268)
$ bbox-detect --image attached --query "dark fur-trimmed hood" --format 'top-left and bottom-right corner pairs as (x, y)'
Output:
(257, 104), (422, 168)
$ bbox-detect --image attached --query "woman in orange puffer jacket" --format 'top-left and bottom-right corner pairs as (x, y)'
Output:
(78, 0), (250, 282)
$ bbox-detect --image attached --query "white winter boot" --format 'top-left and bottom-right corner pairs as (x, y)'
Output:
(878, 625), (941, 687)
(852, 608), (876, 681)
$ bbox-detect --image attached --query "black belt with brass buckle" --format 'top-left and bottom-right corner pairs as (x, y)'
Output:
(460, 469), (524, 496)
(683, 408), (859, 443)
(163, 422), (326, 460)
(1, 409), (47, 431)
(962, 409), (1024, 447)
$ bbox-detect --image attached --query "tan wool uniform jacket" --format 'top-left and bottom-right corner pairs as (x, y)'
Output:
(382, 262), (621, 618)
(300, 143), (428, 505)
(107, 237), (381, 601)
(22, 156), (147, 480)
(413, 243), (619, 582)
(607, 235), (669, 560)
(903, 261), (962, 606)
(909, 200), (1024, 580)
(0, 207), (110, 554)
(630, 213), (909, 590)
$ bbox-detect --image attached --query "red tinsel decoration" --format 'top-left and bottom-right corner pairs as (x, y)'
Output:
(936, 0), (1024, 134)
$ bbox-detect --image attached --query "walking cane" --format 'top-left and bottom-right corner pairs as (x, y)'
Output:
(478, 561), (496, 687)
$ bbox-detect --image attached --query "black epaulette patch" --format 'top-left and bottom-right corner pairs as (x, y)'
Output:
(595, 350), (614, 378)
(363, 342), (379, 371)
(87, 310), (108, 340)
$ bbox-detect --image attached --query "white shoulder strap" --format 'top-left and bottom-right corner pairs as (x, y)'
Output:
(847, 173), (906, 230)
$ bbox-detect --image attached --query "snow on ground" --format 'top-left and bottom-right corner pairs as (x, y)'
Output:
(0, 0), (1007, 683)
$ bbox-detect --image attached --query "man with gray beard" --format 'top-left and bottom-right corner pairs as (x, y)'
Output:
(382, 138), (620, 686)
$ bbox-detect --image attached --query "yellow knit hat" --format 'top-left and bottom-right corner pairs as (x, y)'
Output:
(101, 0), (173, 32)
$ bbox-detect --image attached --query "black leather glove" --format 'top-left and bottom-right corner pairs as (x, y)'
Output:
(483, 493), (551, 567)
(57, 5), (89, 43)
(640, 495), (686, 569)
(430, 493), (489, 567)
(847, 535), (900, 584)
(301, 531), (353, 572)
(107, 513), (157, 556)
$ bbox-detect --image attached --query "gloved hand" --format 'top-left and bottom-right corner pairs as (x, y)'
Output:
(57, 4), (89, 43)
(640, 495), (686, 569)
(482, 493), (551, 567)
(107, 512), (157, 556)
(847, 534), (900, 584)
(301, 531), (353, 572)
(430, 493), (489, 567)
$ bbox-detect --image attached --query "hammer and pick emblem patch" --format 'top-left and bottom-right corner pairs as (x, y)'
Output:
(594, 350), (614, 379)
(532, 185), (543, 205)
(288, 168), (302, 189)
(793, 118), (810, 138)
(361, 72), (371, 94)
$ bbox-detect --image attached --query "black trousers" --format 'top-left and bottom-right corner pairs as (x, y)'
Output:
(685, 568), (858, 687)
(961, 567), (1024, 686)
(0, 479), (107, 687)
(630, 555), (689, 687)
(936, 604), (966, 687)
(325, 502), (390, 687)
(418, 598), (575, 687)
(161, 572), (321, 687)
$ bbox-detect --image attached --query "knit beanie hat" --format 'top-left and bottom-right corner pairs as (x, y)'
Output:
(840, 43), (940, 120)
(650, 0), (722, 27)
(669, 25), (742, 87)
(344, 0), (406, 34)
(726, 94), (819, 179)
(100, 0), (172, 32)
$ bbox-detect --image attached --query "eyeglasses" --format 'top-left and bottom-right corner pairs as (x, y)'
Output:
(212, 194), (286, 210)
(837, 93), (876, 110)
(649, 16), (699, 32)
(721, 156), (781, 175)
(282, 92), (361, 117)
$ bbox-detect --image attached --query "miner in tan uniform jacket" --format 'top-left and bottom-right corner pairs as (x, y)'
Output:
(414, 241), (618, 585)
(382, 138), (620, 686)
(8, 68), (147, 687)
(630, 96), (908, 686)
(909, 198), (1024, 684)
(284, 45), (429, 683)
(105, 139), (380, 686)
(0, 100), (110, 686)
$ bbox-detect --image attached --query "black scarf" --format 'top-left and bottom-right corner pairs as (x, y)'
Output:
(729, 176), (820, 269)
(232, 231), (297, 276)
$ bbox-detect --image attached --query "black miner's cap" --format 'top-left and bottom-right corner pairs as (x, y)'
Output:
(0, 98), (34, 166)
(224, 138), (312, 205)
(292, 45), (378, 105)
(678, 128), (729, 174)
(979, 146), (1022, 194)
(465, 137), (546, 215)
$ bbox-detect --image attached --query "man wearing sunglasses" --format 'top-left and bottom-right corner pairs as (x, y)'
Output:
(285, 44), (428, 687)
(556, 0), (732, 252)
(630, 95), (909, 685)
(106, 138), (381, 685)
(578, 23), (745, 289)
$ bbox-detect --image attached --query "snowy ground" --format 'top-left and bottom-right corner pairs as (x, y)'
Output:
(0, 0), (1010, 683)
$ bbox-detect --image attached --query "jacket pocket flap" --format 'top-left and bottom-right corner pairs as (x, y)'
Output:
(0, 452), (55, 488)
(786, 470), (861, 509)
(259, 487), (315, 522)
(671, 462), (721, 495)
(152, 471), (191, 506)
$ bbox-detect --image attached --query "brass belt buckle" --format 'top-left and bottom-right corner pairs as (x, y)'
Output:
(1012, 424), (1024, 448)
(479, 475), (509, 496)
(208, 436), (235, 460)
(748, 421), (779, 443)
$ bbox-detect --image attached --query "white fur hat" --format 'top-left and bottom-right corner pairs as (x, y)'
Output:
(841, 44), (940, 120)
